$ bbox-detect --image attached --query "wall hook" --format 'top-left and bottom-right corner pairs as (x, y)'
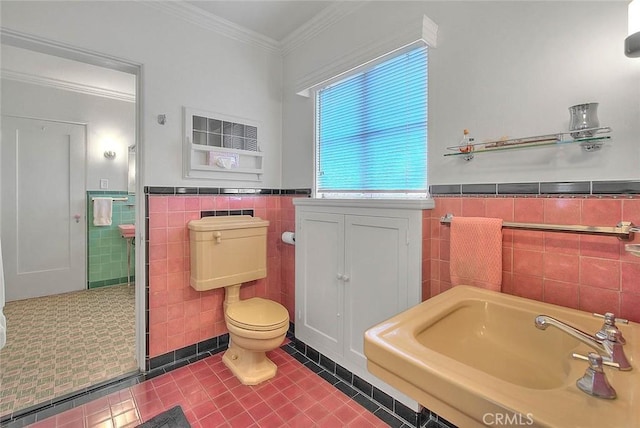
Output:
(157, 114), (167, 125)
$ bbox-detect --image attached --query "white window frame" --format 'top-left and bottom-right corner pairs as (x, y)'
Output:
(312, 42), (429, 200)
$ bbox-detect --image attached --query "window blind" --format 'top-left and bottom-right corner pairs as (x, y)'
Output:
(316, 46), (427, 198)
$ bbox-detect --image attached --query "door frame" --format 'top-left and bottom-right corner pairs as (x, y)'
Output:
(1, 28), (146, 371)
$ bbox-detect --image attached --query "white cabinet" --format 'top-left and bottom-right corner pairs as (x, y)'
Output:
(294, 199), (423, 409)
(343, 215), (409, 367)
(296, 211), (344, 357)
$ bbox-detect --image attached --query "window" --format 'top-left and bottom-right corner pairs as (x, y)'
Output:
(315, 46), (428, 199)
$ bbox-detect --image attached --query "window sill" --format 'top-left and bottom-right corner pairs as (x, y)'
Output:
(292, 198), (434, 210)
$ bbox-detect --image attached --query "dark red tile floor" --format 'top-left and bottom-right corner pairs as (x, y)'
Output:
(26, 348), (390, 427)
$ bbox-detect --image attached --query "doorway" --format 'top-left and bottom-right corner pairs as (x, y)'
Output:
(0, 30), (143, 419)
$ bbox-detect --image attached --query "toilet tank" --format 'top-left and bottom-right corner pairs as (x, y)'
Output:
(188, 216), (269, 291)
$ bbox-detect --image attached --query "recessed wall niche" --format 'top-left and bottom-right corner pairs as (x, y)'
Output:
(183, 108), (263, 181)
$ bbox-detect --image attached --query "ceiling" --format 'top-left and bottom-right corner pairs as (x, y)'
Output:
(186, 1), (333, 42)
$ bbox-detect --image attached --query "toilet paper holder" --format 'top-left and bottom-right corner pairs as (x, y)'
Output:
(281, 231), (295, 245)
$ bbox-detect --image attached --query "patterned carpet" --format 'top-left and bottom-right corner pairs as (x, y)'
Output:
(0, 284), (137, 418)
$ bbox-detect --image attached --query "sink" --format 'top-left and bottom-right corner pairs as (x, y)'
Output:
(118, 224), (135, 238)
(415, 299), (574, 390)
(364, 286), (639, 428)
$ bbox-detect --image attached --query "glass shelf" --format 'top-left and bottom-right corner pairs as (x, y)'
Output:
(444, 127), (611, 161)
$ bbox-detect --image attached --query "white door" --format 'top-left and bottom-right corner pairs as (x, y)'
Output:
(1, 116), (86, 301)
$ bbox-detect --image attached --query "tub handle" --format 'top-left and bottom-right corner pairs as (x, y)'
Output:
(593, 312), (628, 324)
(572, 353), (620, 368)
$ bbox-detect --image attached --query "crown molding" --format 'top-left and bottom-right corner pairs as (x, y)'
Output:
(139, 0), (280, 54)
(137, 1), (366, 57)
(1, 28), (141, 74)
(1, 69), (136, 103)
(280, 1), (368, 56)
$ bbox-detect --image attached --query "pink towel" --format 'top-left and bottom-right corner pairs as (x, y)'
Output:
(450, 216), (503, 291)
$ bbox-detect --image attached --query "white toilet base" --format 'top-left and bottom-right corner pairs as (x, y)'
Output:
(222, 342), (278, 385)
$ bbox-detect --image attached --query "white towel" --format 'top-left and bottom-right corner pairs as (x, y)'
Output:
(93, 197), (113, 226)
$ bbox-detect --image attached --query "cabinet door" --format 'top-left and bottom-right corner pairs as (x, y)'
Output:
(344, 215), (409, 369)
(295, 212), (344, 357)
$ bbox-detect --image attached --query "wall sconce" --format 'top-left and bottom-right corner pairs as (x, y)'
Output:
(626, 0), (640, 57)
(104, 150), (117, 159)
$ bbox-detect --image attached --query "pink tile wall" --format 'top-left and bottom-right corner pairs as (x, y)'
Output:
(147, 195), (295, 358)
(149, 192), (640, 358)
(424, 196), (640, 323)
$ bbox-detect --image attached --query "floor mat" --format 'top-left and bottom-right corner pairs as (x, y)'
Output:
(137, 405), (191, 428)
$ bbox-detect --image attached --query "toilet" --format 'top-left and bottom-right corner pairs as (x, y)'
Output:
(188, 216), (289, 385)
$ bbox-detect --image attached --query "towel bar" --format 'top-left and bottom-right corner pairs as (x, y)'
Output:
(91, 197), (128, 202)
(440, 213), (635, 240)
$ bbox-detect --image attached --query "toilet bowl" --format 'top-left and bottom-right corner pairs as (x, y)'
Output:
(222, 289), (289, 384)
(188, 216), (289, 385)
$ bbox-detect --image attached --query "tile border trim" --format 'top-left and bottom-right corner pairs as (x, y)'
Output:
(88, 276), (134, 289)
(144, 186), (312, 195)
(430, 180), (640, 196)
(289, 332), (456, 428)
(146, 334), (230, 371)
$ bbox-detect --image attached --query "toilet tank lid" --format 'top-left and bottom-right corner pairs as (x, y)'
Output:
(188, 215), (269, 231)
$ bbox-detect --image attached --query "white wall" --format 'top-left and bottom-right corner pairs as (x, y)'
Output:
(282, 1), (640, 188)
(1, 80), (134, 191)
(1, 0), (283, 188)
(3, 1), (637, 190)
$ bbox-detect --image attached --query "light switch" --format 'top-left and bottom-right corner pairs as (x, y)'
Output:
(100, 179), (109, 189)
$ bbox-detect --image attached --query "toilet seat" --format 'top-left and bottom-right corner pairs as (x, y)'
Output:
(226, 297), (289, 331)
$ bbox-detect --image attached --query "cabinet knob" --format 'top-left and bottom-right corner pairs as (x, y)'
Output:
(342, 275), (350, 282)
(337, 273), (343, 280)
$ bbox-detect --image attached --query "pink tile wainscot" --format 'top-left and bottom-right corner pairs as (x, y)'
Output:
(424, 196), (640, 323)
(148, 193), (640, 359)
(147, 195), (297, 358)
